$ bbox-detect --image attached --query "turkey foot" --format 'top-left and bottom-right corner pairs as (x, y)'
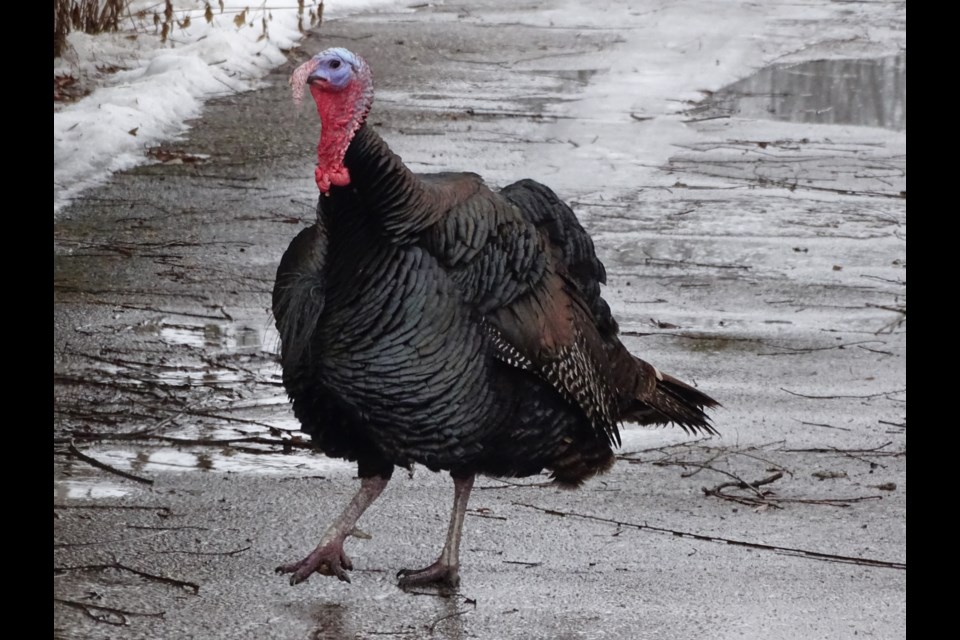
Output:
(397, 561), (460, 588)
(276, 542), (353, 585)
(396, 475), (474, 590)
(277, 476), (389, 586)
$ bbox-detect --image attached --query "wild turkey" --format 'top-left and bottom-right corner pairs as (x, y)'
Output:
(273, 48), (719, 588)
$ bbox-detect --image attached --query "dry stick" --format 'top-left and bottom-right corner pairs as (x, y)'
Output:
(781, 442), (899, 456)
(655, 461), (769, 500)
(126, 524), (207, 531)
(620, 436), (714, 457)
(68, 442), (154, 485)
(780, 387), (906, 400)
(513, 503), (905, 571)
(156, 546), (251, 557)
(857, 345), (896, 356)
(795, 419), (853, 432)
(757, 339), (887, 356)
(66, 433), (312, 451)
(53, 504), (171, 513)
(767, 496), (883, 507)
(466, 512), (508, 521)
(828, 446), (889, 469)
(703, 472), (784, 508)
(54, 562), (200, 594)
(707, 471), (783, 493)
(428, 604), (476, 634)
(55, 598), (164, 626)
(476, 478), (553, 491)
(640, 251), (750, 271)
(879, 420), (906, 428)
(679, 450), (726, 478)
(728, 448), (794, 477)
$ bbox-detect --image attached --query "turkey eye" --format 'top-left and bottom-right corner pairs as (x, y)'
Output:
(329, 60), (341, 69)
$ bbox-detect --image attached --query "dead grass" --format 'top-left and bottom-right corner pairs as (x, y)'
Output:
(54, 0), (129, 58)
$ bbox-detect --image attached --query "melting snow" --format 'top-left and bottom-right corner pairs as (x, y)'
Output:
(54, 0), (408, 214)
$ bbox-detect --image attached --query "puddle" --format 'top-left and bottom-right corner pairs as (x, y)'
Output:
(54, 480), (132, 500)
(525, 68), (603, 92)
(696, 54), (905, 130)
(158, 321), (263, 351)
(96, 445), (355, 476)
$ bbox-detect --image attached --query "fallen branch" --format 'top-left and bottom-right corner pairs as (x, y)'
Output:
(780, 387), (905, 400)
(428, 602), (476, 634)
(794, 419), (853, 432)
(476, 478), (553, 491)
(54, 562), (200, 594)
(698, 473), (876, 509)
(53, 504), (170, 514)
(706, 471), (783, 494)
(64, 433), (312, 452)
(156, 545), (250, 557)
(55, 597), (164, 626)
(615, 437), (713, 460)
(655, 462), (769, 500)
(513, 503), (905, 570)
(641, 250), (750, 271)
(857, 345), (896, 356)
(68, 442), (154, 485)
(757, 340), (888, 356)
(780, 442), (901, 457)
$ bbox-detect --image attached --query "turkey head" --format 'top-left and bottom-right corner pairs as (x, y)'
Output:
(290, 48), (374, 194)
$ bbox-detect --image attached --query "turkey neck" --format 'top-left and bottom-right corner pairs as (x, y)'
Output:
(333, 124), (457, 242)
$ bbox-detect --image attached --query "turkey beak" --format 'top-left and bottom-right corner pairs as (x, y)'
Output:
(307, 68), (332, 87)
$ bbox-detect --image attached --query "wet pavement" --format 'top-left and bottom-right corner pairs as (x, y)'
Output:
(54, 1), (905, 638)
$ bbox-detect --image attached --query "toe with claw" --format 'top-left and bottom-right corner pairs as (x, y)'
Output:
(275, 542), (353, 585)
(397, 561), (460, 589)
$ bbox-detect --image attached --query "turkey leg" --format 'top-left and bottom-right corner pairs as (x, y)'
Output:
(397, 474), (475, 588)
(276, 475), (388, 585)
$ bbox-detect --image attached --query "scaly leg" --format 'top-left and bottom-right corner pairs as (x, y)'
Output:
(397, 474), (475, 588)
(276, 475), (388, 585)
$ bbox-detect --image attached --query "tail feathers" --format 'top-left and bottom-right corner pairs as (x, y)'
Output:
(548, 446), (616, 488)
(620, 357), (720, 436)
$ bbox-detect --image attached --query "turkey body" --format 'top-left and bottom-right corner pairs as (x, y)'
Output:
(273, 48), (717, 588)
(275, 127), (636, 486)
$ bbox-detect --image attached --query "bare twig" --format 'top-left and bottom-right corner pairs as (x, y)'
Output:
(68, 442), (154, 485)
(466, 512), (508, 521)
(757, 340), (887, 356)
(428, 602), (476, 634)
(125, 524), (206, 531)
(156, 546), (250, 557)
(54, 598), (164, 626)
(513, 503), (905, 570)
(53, 504), (171, 514)
(857, 345), (896, 356)
(616, 437), (713, 460)
(702, 472), (784, 508)
(63, 433), (312, 452)
(54, 562), (200, 594)
(780, 442), (900, 457)
(679, 450), (725, 478)
(794, 419), (853, 432)
(708, 471), (783, 493)
(641, 250), (750, 271)
(780, 387), (905, 400)
(476, 478), (553, 491)
(655, 462), (769, 500)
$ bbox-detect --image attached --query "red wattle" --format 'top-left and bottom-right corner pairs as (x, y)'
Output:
(310, 82), (368, 194)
